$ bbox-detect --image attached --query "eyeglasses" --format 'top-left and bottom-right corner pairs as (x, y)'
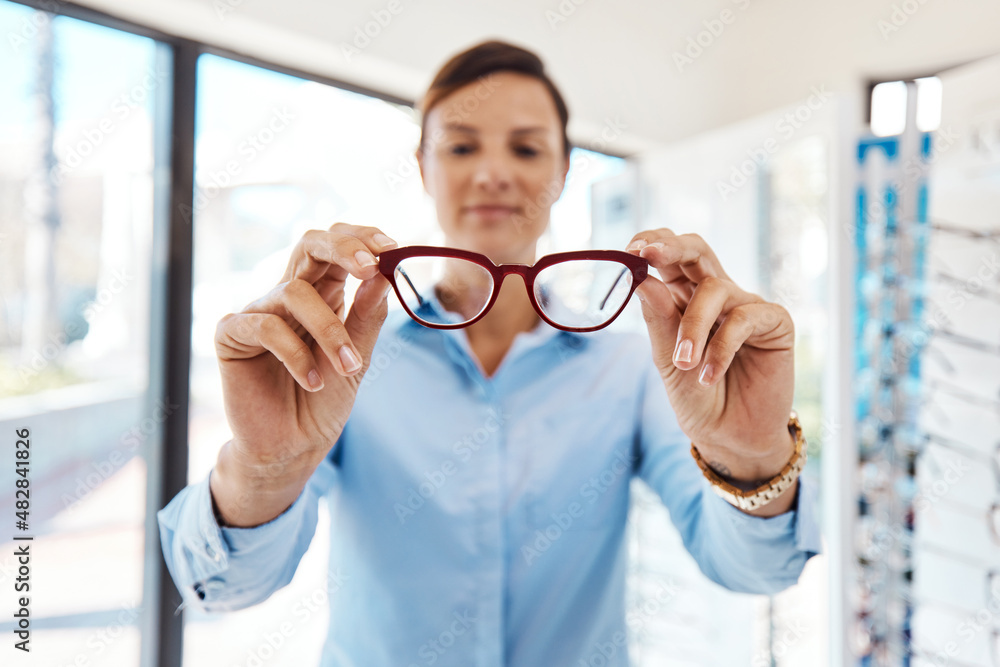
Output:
(377, 246), (648, 332)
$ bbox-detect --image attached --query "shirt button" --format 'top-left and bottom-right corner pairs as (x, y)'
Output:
(207, 544), (221, 562)
(193, 582), (206, 600)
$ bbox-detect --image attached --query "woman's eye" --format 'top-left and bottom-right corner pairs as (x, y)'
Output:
(449, 144), (474, 155)
(514, 146), (539, 157)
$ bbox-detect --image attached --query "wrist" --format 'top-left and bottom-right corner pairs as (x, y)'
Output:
(696, 427), (797, 486)
(211, 440), (315, 527)
(690, 412), (806, 514)
(224, 438), (319, 484)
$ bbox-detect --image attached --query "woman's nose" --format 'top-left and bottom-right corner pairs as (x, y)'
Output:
(470, 152), (513, 191)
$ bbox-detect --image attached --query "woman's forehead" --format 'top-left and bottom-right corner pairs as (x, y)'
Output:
(426, 72), (562, 131)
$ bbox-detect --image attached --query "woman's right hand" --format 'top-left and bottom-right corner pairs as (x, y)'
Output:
(209, 223), (397, 525)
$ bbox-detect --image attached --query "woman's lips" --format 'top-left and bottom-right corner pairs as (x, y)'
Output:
(464, 205), (519, 220)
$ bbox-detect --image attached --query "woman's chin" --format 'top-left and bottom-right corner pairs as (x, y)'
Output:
(445, 223), (545, 264)
(449, 234), (538, 264)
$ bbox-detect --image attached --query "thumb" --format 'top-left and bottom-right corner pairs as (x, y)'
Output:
(635, 275), (684, 373)
(343, 274), (391, 365)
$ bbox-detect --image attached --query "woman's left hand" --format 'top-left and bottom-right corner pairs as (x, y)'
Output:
(627, 229), (797, 490)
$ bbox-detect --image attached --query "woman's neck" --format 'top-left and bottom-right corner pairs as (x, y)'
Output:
(464, 278), (540, 376)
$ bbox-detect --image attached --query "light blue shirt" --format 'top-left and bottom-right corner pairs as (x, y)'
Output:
(158, 306), (822, 667)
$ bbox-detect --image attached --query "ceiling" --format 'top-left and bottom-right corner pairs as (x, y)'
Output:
(71, 0), (1000, 153)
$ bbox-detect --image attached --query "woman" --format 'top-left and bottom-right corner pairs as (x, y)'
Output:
(159, 40), (820, 665)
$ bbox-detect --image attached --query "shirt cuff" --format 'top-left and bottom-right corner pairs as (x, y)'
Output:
(697, 472), (822, 593)
(156, 467), (314, 611)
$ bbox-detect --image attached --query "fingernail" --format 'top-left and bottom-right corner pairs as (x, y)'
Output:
(627, 239), (647, 251)
(373, 233), (397, 249)
(307, 369), (324, 391)
(674, 339), (693, 364)
(339, 346), (361, 373)
(355, 250), (377, 267)
(699, 364), (714, 386)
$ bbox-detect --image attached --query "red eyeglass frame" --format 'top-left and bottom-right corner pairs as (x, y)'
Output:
(377, 245), (648, 332)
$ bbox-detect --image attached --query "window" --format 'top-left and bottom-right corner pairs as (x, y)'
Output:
(0, 3), (170, 665)
(870, 77), (942, 137)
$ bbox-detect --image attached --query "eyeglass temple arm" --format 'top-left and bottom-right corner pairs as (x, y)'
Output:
(599, 267), (630, 311)
(396, 267), (426, 308)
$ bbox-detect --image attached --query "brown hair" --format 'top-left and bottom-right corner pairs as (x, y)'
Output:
(417, 40), (571, 158)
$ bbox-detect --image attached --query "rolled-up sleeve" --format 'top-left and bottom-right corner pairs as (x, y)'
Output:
(156, 458), (333, 613)
(635, 358), (822, 595)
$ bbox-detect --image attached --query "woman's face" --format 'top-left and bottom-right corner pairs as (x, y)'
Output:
(417, 71), (570, 264)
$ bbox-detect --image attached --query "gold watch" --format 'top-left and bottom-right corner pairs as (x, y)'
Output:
(689, 412), (807, 512)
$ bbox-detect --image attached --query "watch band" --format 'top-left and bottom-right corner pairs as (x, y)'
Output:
(689, 411), (807, 512)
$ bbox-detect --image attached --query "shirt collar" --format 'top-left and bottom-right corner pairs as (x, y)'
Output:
(389, 291), (588, 350)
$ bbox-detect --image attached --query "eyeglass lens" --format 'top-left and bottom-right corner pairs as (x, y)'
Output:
(392, 256), (495, 326)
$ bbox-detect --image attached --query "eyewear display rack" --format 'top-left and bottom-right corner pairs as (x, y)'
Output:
(911, 54), (1000, 667)
(852, 81), (930, 666)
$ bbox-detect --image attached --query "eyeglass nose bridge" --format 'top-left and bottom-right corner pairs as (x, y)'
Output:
(481, 263), (543, 321)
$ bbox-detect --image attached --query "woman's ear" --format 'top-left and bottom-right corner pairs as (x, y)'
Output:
(416, 148), (431, 196)
(555, 153), (570, 193)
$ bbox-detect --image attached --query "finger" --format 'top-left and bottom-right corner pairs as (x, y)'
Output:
(246, 278), (365, 377)
(215, 312), (326, 392)
(695, 302), (795, 387)
(672, 276), (762, 371)
(327, 222), (399, 255)
(343, 273), (392, 367)
(626, 228), (675, 252)
(634, 274), (683, 372)
(282, 226), (399, 284)
(628, 231), (731, 285)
